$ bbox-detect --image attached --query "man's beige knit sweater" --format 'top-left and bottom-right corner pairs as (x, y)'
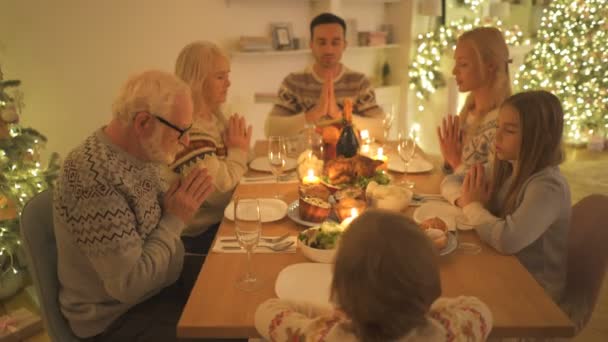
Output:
(53, 129), (185, 338)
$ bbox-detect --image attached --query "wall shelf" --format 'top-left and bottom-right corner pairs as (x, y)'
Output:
(232, 44), (400, 57)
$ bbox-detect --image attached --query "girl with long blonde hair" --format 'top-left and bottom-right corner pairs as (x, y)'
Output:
(438, 27), (512, 175)
(457, 90), (570, 304)
(255, 210), (492, 341)
(170, 41), (252, 253)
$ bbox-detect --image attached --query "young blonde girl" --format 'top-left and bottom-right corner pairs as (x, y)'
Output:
(255, 210), (492, 341)
(457, 90), (570, 304)
(438, 27), (512, 175)
(171, 41), (252, 252)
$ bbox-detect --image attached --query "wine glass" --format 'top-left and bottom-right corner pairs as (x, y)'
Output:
(381, 104), (395, 143)
(304, 127), (324, 160)
(397, 131), (416, 189)
(234, 196), (263, 291)
(268, 136), (287, 199)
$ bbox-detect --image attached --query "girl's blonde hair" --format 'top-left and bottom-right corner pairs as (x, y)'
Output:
(491, 90), (564, 216)
(457, 27), (512, 132)
(174, 41), (229, 114)
(330, 210), (441, 342)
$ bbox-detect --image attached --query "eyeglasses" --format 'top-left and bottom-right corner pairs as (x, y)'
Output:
(149, 113), (192, 140)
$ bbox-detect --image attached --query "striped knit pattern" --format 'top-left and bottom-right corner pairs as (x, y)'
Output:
(53, 129), (185, 338)
(55, 130), (164, 257)
(271, 66), (383, 118)
(171, 130), (225, 174)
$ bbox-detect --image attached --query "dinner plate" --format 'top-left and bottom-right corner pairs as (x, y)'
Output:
(287, 200), (339, 227)
(275, 263), (333, 305)
(387, 157), (434, 173)
(249, 157), (297, 173)
(440, 231), (459, 256)
(413, 201), (474, 231)
(224, 198), (288, 223)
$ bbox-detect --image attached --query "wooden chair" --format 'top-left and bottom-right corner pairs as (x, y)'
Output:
(561, 194), (608, 333)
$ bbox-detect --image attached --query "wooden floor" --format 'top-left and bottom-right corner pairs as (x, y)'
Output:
(2, 146), (607, 341)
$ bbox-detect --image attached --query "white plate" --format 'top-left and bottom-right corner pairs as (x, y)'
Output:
(249, 157), (297, 173)
(287, 200), (339, 227)
(275, 263), (333, 305)
(224, 198), (288, 223)
(440, 232), (459, 256)
(388, 157), (434, 173)
(413, 201), (474, 231)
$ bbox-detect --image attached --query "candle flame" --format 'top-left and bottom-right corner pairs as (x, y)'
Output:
(307, 169), (314, 177)
(377, 147), (384, 158)
(360, 130), (370, 140)
(350, 208), (358, 217)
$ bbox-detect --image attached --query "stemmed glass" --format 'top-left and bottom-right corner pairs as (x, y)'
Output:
(397, 131), (416, 189)
(234, 196), (263, 291)
(268, 136), (287, 199)
(381, 104), (395, 143)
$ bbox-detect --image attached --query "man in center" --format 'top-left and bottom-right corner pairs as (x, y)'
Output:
(265, 12), (385, 138)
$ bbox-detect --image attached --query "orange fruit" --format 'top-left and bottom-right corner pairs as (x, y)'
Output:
(322, 125), (341, 144)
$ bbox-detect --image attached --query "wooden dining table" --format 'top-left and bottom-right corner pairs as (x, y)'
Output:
(177, 142), (574, 339)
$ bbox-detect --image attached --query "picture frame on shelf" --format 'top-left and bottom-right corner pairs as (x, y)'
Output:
(271, 22), (293, 50)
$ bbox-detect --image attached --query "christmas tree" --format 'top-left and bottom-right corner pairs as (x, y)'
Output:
(409, 1), (528, 114)
(0, 66), (60, 299)
(514, 0), (608, 143)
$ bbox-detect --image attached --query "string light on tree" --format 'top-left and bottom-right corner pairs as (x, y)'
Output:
(409, 15), (528, 114)
(0, 66), (60, 299)
(514, 0), (608, 143)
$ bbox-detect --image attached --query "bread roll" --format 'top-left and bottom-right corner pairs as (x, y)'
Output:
(419, 217), (448, 232)
(425, 228), (448, 250)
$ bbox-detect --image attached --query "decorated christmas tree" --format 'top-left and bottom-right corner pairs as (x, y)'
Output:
(0, 66), (60, 299)
(514, 0), (608, 143)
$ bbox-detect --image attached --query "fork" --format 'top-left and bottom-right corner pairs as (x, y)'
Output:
(220, 233), (290, 244)
(222, 241), (294, 252)
(241, 173), (297, 183)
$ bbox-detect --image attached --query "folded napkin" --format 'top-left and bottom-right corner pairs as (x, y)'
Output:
(212, 236), (297, 254)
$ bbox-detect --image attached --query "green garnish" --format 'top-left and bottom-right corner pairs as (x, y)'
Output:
(298, 221), (343, 250)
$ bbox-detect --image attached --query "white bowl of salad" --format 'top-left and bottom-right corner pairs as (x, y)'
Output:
(298, 221), (343, 263)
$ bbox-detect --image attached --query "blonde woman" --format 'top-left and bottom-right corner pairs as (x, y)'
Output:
(172, 41), (252, 253)
(255, 210), (492, 342)
(438, 27), (512, 175)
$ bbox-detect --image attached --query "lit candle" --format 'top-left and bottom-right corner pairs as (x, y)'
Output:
(340, 208), (359, 229)
(360, 129), (370, 143)
(374, 147), (388, 170)
(302, 168), (320, 185)
(375, 147), (388, 162)
(361, 144), (370, 155)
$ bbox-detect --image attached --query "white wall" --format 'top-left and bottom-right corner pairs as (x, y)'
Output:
(0, 0), (408, 160)
(0, 0), (311, 158)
